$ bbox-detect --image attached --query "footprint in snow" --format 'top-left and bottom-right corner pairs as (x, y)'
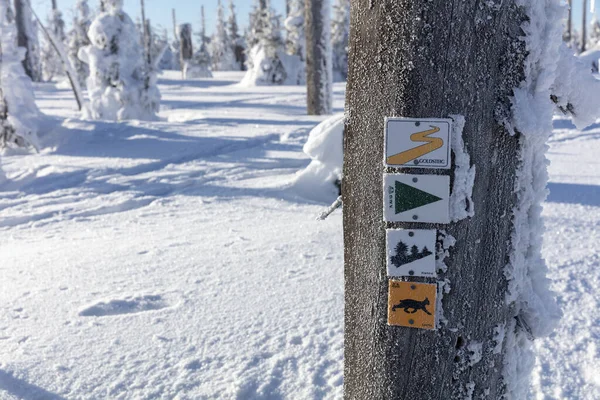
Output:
(79, 294), (169, 317)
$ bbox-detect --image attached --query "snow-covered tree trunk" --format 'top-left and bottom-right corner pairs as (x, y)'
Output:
(1, 0), (43, 149)
(305, 0), (331, 115)
(13, 0), (41, 82)
(342, 0), (582, 397)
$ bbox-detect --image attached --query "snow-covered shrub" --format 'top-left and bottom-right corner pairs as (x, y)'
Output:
(293, 113), (344, 203)
(68, 0), (91, 87)
(241, 43), (303, 86)
(0, 0), (43, 149)
(331, 0), (349, 82)
(210, 0), (236, 71)
(78, 0), (160, 121)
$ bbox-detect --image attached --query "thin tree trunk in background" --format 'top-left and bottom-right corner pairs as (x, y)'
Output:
(51, 0), (57, 10)
(567, 0), (572, 42)
(583, 0), (587, 52)
(305, 0), (332, 115)
(343, 0), (527, 397)
(100, 0), (105, 12)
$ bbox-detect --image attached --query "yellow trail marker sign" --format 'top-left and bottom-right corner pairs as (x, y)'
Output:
(384, 118), (452, 169)
(388, 280), (436, 330)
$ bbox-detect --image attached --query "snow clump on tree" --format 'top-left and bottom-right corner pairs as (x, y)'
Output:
(293, 113), (344, 203)
(0, 0), (44, 149)
(78, 0), (160, 121)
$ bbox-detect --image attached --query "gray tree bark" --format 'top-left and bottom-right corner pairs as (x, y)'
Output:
(305, 0), (332, 115)
(343, 0), (528, 398)
(14, 0), (40, 81)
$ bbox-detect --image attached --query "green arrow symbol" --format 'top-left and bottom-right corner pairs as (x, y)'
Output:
(395, 181), (442, 214)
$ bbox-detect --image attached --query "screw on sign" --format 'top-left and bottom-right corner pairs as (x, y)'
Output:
(388, 280), (436, 330)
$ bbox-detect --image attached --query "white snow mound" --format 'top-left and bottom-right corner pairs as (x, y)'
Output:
(293, 113), (344, 203)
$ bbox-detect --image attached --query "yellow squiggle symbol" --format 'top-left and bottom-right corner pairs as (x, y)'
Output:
(387, 126), (443, 165)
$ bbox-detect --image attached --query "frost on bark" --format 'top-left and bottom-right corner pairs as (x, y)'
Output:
(343, 0), (533, 398)
(13, 0), (41, 82)
(1, 0), (42, 149)
(305, 0), (332, 115)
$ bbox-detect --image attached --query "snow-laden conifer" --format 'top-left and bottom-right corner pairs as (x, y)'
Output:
(78, 0), (160, 121)
(331, 0), (349, 81)
(227, 0), (245, 70)
(0, 0), (43, 149)
(68, 0), (91, 87)
(242, 0), (303, 86)
(41, 4), (67, 81)
(210, 0), (236, 71)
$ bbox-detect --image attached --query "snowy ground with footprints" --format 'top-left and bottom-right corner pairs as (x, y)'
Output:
(1, 71), (599, 399)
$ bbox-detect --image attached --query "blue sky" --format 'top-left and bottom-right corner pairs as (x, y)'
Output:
(31, 0), (595, 38)
(31, 0), (287, 37)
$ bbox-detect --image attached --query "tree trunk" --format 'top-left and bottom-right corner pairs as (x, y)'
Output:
(343, 0), (527, 398)
(305, 0), (332, 115)
(13, 0), (40, 81)
(567, 0), (572, 42)
(51, 0), (57, 10)
(582, 0), (587, 52)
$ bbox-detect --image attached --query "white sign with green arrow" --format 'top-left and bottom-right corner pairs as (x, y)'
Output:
(383, 173), (450, 223)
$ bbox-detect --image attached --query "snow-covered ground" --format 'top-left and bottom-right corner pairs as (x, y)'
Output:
(0, 71), (598, 399)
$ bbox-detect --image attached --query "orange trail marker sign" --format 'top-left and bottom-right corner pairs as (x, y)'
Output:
(384, 118), (452, 169)
(388, 281), (436, 330)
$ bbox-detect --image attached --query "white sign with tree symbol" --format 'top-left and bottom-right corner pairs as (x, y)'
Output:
(386, 229), (436, 277)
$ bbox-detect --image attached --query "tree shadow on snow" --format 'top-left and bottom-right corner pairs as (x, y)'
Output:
(547, 182), (600, 207)
(158, 78), (235, 89)
(0, 369), (67, 400)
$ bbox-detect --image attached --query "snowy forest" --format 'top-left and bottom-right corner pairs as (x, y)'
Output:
(0, 0), (599, 399)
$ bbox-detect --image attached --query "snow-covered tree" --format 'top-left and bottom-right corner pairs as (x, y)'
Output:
(331, 0), (349, 81)
(0, 0), (43, 149)
(227, 0), (245, 70)
(79, 0), (160, 121)
(243, 0), (303, 86)
(191, 29), (212, 78)
(41, 3), (67, 81)
(285, 0), (305, 60)
(68, 0), (92, 87)
(210, 0), (236, 71)
(13, 0), (42, 82)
